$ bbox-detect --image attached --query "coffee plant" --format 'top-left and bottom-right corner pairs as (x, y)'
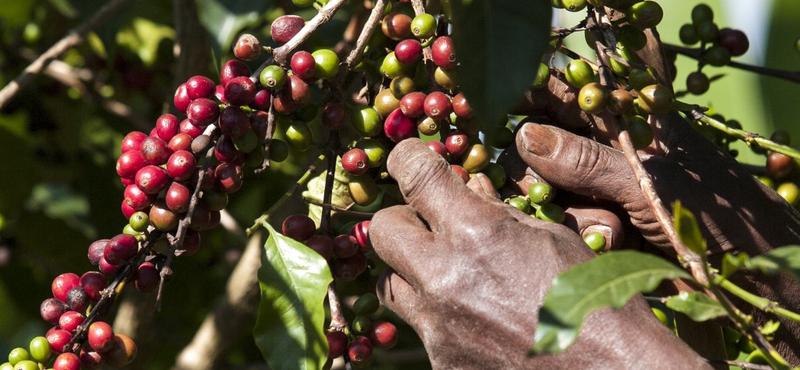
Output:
(1, 0), (800, 369)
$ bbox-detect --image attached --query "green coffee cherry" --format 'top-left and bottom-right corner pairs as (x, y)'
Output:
(481, 163), (507, 189)
(411, 13), (437, 39)
(352, 316), (372, 334)
(355, 139), (387, 168)
(536, 203), (565, 223)
(583, 232), (606, 252)
(679, 23), (699, 45)
(532, 62), (551, 89)
(528, 182), (554, 205)
(7, 348), (29, 366)
(28, 337), (50, 363)
(129, 211), (150, 232)
(353, 293), (381, 315)
(312, 49), (340, 80)
(259, 65), (287, 90)
(623, 115), (654, 150)
(505, 196), (531, 213)
(351, 105), (382, 137)
(285, 121), (312, 152)
(565, 60), (594, 89)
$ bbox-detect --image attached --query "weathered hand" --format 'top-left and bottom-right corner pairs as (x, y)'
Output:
(370, 139), (711, 370)
(511, 117), (800, 363)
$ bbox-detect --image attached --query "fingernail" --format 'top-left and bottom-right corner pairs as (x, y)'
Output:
(521, 124), (558, 157)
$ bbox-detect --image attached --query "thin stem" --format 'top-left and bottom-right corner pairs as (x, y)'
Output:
(664, 43), (800, 84)
(714, 275), (800, 323)
(676, 102), (800, 161)
(342, 0), (388, 73)
(0, 0), (134, 110)
(254, 98), (277, 175)
(319, 131), (340, 235)
(327, 282), (348, 332)
(248, 155), (327, 234)
(272, 0), (349, 66)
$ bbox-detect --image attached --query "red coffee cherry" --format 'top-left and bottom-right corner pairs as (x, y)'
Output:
(121, 131), (148, 153)
(116, 150), (148, 179)
(135, 262), (160, 293)
(58, 311), (86, 334)
(348, 336), (374, 366)
(305, 235), (334, 261)
(179, 118), (204, 138)
(165, 182), (191, 213)
(79, 348), (104, 370)
(282, 214), (316, 242)
(220, 59), (251, 88)
(53, 352), (81, 370)
(321, 102), (346, 128)
(135, 165), (170, 194)
(225, 76), (257, 106)
(124, 184), (156, 211)
(98, 256), (122, 275)
(233, 33), (261, 61)
(381, 13), (412, 41)
(88, 321), (115, 352)
(87, 239), (109, 266)
(342, 148), (370, 176)
(271, 15), (305, 45)
(187, 98), (221, 127)
(383, 108), (417, 143)
(423, 91), (453, 120)
(104, 234), (139, 265)
(186, 75), (216, 100)
(215, 135), (243, 163)
(399, 91), (426, 118)
(431, 36), (457, 69)
(395, 39), (423, 64)
(178, 228), (202, 256)
(219, 106), (250, 138)
(80, 271), (108, 302)
(451, 164), (470, 183)
(291, 51), (317, 80)
(326, 331), (348, 359)
(445, 131), (470, 158)
(168, 133), (193, 152)
(350, 220), (371, 251)
(149, 200), (180, 231)
(46, 329), (72, 354)
(368, 321), (398, 349)
(333, 234), (359, 258)
(140, 136), (172, 165)
(52, 273), (81, 302)
(426, 140), (448, 159)
(452, 92), (473, 119)
(173, 83), (191, 113)
(717, 28), (749, 57)
(166, 150), (197, 182)
(250, 88), (272, 111)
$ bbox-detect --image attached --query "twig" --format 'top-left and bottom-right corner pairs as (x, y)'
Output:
(156, 132), (218, 310)
(255, 99), (277, 174)
(714, 275), (800, 323)
(301, 196), (374, 217)
(663, 43), (800, 84)
(248, 155), (327, 234)
(319, 131), (341, 235)
(327, 282), (348, 332)
(272, 0), (350, 66)
(0, 0), (134, 110)
(676, 102), (800, 161)
(342, 0), (388, 73)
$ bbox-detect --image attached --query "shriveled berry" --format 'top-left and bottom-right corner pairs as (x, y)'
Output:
(233, 33), (261, 61)
(40, 298), (68, 325)
(65, 286), (90, 312)
(271, 15), (304, 45)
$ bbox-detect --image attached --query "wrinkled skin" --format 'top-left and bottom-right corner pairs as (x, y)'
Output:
(371, 139), (713, 369)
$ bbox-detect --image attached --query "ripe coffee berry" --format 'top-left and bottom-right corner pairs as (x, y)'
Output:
(321, 102), (346, 128)
(348, 336), (374, 366)
(80, 271), (107, 301)
(431, 36), (457, 69)
(342, 149), (370, 176)
(173, 83), (191, 113)
(88, 321), (115, 352)
(179, 118), (204, 138)
(326, 331), (347, 359)
(333, 234), (359, 258)
(186, 76), (215, 100)
(215, 163), (244, 193)
(140, 136), (172, 165)
(46, 329), (72, 353)
(395, 39), (422, 64)
(219, 106), (250, 138)
(135, 165), (170, 194)
(187, 98), (221, 126)
(351, 220), (371, 251)
(427, 140), (448, 159)
(121, 131), (148, 153)
(445, 131), (470, 158)
(233, 33), (261, 61)
(149, 200), (180, 231)
(87, 239), (109, 266)
(399, 91), (426, 118)
(383, 108), (417, 143)
(116, 150), (147, 179)
(220, 59), (251, 87)
(369, 321), (398, 349)
(40, 298), (69, 325)
(451, 92), (473, 119)
(168, 133), (193, 152)
(282, 214), (316, 242)
(165, 182), (192, 213)
(58, 311), (85, 333)
(224, 76), (257, 106)
(104, 234), (139, 265)
(423, 91), (452, 120)
(166, 150), (197, 182)
(124, 184), (156, 211)
(305, 235), (334, 261)
(271, 15), (304, 45)
(135, 262), (160, 293)
(101, 334), (138, 368)
(79, 349), (103, 370)
(52, 273), (81, 302)
(98, 256), (122, 275)
(291, 51), (317, 80)
(718, 28), (749, 57)
(53, 352), (81, 370)
(250, 88), (272, 111)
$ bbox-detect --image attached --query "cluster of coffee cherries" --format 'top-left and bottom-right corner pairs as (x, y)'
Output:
(675, 3), (750, 95)
(325, 293), (398, 368)
(756, 130), (800, 209)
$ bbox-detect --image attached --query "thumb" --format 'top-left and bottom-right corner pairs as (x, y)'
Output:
(516, 122), (645, 209)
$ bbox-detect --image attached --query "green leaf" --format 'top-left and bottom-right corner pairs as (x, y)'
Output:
(665, 291), (727, 322)
(531, 251), (691, 354)
(116, 18), (175, 66)
(673, 200), (707, 255)
(449, 0), (551, 133)
(748, 246), (800, 282)
(760, 320), (781, 336)
(253, 223), (333, 370)
(721, 252), (750, 279)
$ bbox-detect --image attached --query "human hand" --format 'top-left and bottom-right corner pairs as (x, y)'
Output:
(508, 116), (800, 363)
(369, 139), (711, 369)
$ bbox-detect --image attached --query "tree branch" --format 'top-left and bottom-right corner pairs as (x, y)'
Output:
(663, 43), (800, 84)
(272, 0), (350, 66)
(0, 0), (134, 110)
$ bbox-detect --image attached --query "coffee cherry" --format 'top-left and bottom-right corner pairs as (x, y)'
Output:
(536, 202), (566, 223)
(285, 121), (312, 151)
(704, 45), (731, 67)
(215, 163), (244, 193)
(333, 235), (359, 258)
(348, 336), (374, 366)
(163, 182), (190, 213)
(481, 162), (507, 189)
(233, 33), (261, 61)
(46, 329), (72, 354)
(431, 36), (457, 69)
(627, 1), (662, 29)
(389, 76), (416, 98)
(220, 60), (251, 88)
(116, 150), (147, 179)
(312, 49), (340, 80)
(352, 315), (372, 335)
(423, 91), (452, 120)
(578, 82), (608, 114)
(98, 256), (121, 275)
(451, 164), (470, 183)
(135, 165), (169, 194)
(58, 311), (85, 333)
(79, 349), (103, 370)
(636, 84), (672, 115)
(623, 115), (653, 150)
(124, 184), (156, 211)
(461, 144), (490, 173)
(105, 234), (139, 265)
(180, 118), (204, 138)
(696, 21), (719, 43)
(368, 321), (398, 349)
(80, 271), (107, 301)
(288, 52), (316, 81)
(66, 286), (90, 312)
(532, 62), (551, 89)
(8, 348), (30, 365)
(381, 52), (413, 79)
(410, 13), (436, 38)
(686, 71), (710, 95)
(382, 13), (412, 41)
(384, 108), (417, 143)
(88, 321), (115, 352)
(355, 139), (386, 168)
(565, 60), (594, 89)
(326, 331), (348, 360)
(187, 98), (221, 127)
(628, 67), (657, 90)
(506, 196), (531, 213)
(679, 23), (699, 45)
(691, 3), (713, 26)
(168, 133), (193, 152)
(149, 200), (180, 231)
(271, 15), (304, 45)
(342, 149), (370, 176)
(88, 240), (109, 266)
(121, 131), (148, 153)
(321, 102), (346, 128)
(528, 182), (553, 205)
(607, 89), (634, 114)
(434, 67), (459, 91)
(718, 28), (749, 57)
(399, 91), (426, 118)
(215, 135), (244, 163)
(259, 65), (287, 90)
(305, 235), (334, 261)
(767, 152), (794, 179)
(349, 175), (379, 206)
(225, 76), (257, 106)
(418, 117), (441, 136)
(269, 139), (290, 163)
(282, 215), (316, 241)
(395, 39), (423, 65)
(166, 150), (197, 182)
(52, 273), (81, 302)
(173, 83), (191, 113)
(27, 337), (50, 363)
(351, 220), (371, 252)
(351, 106), (382, 137)
(373, 89), (399, 119)
(101, 334), (137, 368)
(135, 262), (159, 293)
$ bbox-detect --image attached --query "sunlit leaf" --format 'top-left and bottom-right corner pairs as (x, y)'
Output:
(449, 0), (551, 134)
(253, 223), (332, 370)
(721, 252), (750, 279)
(666, 291), (726, 322)
(197, 0), (269, 57)
(673, 200), (707, 255)
(531, 251), (691, 354)
(748, 246), (800, 282)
